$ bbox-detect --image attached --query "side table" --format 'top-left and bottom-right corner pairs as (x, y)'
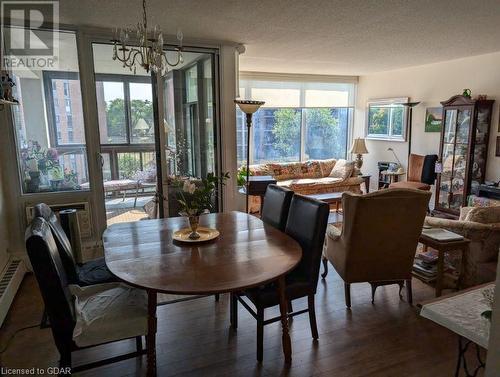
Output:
(239, 175), (277, 214)
(417, 233), (470, 297)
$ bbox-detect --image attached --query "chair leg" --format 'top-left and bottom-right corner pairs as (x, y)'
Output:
(398, 281), (405, 299)
(344, 283), (351, 308)
(257, 307), (264, 363)
(287, 300), (293, 313)
(321, 256), (329, 279)
(59, 350), (72, 372)
(230, 293), (238, 329)
(136, 336), (143, 352)
(370, 283), (377, 304)
(40, 307), (50, 328)
(308, 294), (319, 340)
(214, 293), (220, 302)
(405, 279), (413, 305)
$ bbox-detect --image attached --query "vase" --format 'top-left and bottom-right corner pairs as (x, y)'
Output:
(188, 215), (200, 240)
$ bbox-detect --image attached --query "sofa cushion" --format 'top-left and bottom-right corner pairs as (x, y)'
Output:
(329, 159), (354, 180)
(278, 177), (342, 189)
(318, 159), (337, 177)
(463, 206), (500, 224)
(266, 160), (322, 180)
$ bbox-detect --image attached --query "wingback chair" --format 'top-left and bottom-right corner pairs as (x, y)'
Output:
(390, 154), (438, 191)
(424, 206), (500, 288)
(324, 189), (431, 307)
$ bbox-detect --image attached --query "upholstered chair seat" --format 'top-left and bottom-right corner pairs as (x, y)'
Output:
(71, 283), (147, 347)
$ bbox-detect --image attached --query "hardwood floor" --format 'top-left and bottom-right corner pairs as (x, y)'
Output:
(0, 270), (484, 376)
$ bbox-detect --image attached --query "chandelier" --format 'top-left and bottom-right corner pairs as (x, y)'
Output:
(111, 0), (184, 75)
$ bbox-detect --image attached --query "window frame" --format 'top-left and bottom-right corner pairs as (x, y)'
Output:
(365, 97), (408, 141)
(237, 106), (352, 165)
(94, 73), (153, 147)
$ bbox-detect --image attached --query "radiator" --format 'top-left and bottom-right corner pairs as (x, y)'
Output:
(0, 258), (27, 327)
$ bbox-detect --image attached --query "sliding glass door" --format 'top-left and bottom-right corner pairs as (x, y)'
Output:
(92, 43), (156, 225)
(162, 50), (219, 217)
(91, 43), (219, 222)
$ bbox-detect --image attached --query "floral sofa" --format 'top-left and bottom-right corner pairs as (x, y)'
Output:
(247, 159), (364, 213)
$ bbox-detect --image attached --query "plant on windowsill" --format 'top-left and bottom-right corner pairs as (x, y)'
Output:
(175, 172), (230, 240)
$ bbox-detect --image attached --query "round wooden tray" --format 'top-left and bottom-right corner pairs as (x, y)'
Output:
(172, 227), (220, 243)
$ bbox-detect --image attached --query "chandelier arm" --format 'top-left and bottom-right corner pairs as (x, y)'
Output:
(164, 50), (182, 66)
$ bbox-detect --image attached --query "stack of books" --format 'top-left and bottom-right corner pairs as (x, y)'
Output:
(412, 249), (458, 283)
(413, 249), (438, 282)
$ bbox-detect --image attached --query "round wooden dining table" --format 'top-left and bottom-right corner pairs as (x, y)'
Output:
(103, 211), (302, 376)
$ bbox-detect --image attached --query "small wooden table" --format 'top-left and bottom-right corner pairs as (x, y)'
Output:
(306, 192), (343, 212)
(103, 211), (302, 376)
(417, 232), (470, 297)
(380, 170), (405, 187)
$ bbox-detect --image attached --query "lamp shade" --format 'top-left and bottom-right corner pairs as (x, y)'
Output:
(234, 99), (265, 114)
(350, 137), (368, 154)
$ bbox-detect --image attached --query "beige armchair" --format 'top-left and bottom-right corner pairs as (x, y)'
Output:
(324, 189), (431, 308)
(424, 206), (500, 288)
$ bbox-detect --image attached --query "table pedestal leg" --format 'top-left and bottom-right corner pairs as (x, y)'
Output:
(146, 290), (157, 377)
(436, 249), (444, 297)
(277, 276), (292, 364)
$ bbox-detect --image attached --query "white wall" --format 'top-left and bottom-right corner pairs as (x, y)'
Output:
(354, 51), (500, 193)
(0, 112), (10, 273)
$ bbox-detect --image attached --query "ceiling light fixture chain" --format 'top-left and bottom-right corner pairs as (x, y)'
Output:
(111, 0), (184, 75)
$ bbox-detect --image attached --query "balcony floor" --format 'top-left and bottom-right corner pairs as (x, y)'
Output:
(105, 195), (154, 225)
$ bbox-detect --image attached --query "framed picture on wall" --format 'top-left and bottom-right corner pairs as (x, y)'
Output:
(425, 107), (443, 132)
(496, 136), (500, 157)
(365, 97), (408, 141)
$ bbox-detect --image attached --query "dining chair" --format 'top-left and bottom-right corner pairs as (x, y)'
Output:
(260, 184), (294, 231)
(26, 217), (149, 373)
(34, 203), (118, 286)
(323, 189), (431, 308)
(231, 194), (329, 362)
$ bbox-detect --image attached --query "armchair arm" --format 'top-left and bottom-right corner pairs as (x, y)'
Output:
(326, 224), (342, 241)
(424, 216), (500, 240)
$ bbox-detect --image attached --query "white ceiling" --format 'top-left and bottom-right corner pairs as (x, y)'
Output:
(59, 0), (500, 75)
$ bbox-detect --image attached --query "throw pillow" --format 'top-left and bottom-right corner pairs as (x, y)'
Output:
(329, 159), (354, 180)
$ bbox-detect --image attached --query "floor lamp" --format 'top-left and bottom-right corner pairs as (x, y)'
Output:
(234, 99), (265, 213)
(401, 101), (421, 160)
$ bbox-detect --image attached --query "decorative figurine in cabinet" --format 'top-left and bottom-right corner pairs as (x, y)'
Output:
(434, 95), (494, 217)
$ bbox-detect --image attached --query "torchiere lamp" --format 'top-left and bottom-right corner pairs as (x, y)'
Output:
(400, 101), (421, 160)
(350, 137), (369, 175)
(234, 99), (265, 213)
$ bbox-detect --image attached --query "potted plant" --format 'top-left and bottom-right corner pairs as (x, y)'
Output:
(176, 172), (229, 240)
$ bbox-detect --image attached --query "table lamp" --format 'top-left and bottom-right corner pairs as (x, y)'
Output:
(387, 147), (405, 174)
(350, 137), (368, 175)
(234, 99), (265, 213)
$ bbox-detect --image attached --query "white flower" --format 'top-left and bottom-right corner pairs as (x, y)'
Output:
(183, 180), (196, 194)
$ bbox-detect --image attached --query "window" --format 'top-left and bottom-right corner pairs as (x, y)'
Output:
(366, 98), (408, 141)
(95, 77), (153, 145)
(6, 30), (90, 194)
(237, 76), (355, 166)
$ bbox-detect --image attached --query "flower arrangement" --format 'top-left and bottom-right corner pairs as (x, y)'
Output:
(176, 172), (230, 217)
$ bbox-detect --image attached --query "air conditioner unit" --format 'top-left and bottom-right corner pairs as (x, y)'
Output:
(25, 201), (93, 240)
